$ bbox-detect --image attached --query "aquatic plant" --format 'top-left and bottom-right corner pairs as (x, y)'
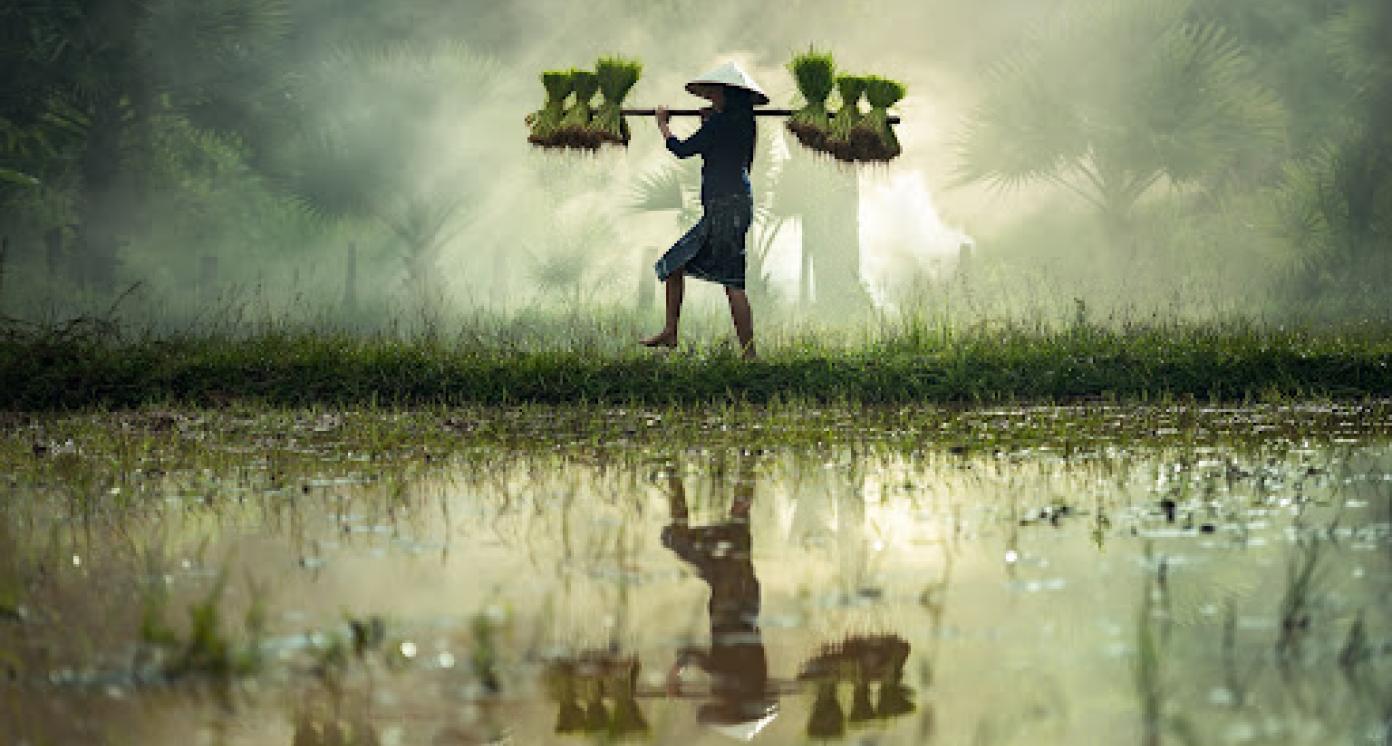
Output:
(787, 48), (837, 152)
(470, 610), (503, 693)
(1276, 535), (1325, 660)
(177, 571), (234, 678)
(593, 57), (642, 146)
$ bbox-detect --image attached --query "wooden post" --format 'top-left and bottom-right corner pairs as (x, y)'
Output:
(343, 241), (358, 314)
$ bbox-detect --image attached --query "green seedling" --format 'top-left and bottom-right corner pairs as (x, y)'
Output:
(787, 48), (837, 152)
(594, 57), (643, 146)
(528, 71), (574, 147)
(856, 75), (906, 162)
(558, 69), (601, 150)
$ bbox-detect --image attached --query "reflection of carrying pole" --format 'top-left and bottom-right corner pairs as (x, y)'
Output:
(621, 108), (901, 124)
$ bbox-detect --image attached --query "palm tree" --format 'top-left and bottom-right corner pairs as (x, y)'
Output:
(1274, 0), (1392, 310)
(283, 44), (503, 303)
(525, 215), (619, 310)
(774, 134), (866, 312)
(957, 0), (1282, 267)
(0, 0), (293, 292)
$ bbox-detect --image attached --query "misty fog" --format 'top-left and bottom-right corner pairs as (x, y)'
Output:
(2, 0), (1389, 330)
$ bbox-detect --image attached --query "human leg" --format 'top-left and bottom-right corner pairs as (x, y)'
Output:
(641, 269), (684, 347)
(725, 286), (756, 359)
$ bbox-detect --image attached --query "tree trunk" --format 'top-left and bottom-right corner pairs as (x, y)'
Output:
(802, 165), (867, 316)
(76, 95), (125, 293)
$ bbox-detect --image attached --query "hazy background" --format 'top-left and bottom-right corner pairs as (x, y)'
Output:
(1, 0), (1388, 330)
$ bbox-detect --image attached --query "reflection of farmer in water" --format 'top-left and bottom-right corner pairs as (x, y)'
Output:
(661, 459), (779, 740)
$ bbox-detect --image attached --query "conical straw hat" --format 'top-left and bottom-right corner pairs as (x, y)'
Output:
(686, 61), (770, 105)
(703, 711), (778, 741)
(698, 701), (779, 742)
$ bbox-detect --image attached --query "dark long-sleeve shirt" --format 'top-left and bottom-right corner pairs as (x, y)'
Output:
(665, 110), (754, 205)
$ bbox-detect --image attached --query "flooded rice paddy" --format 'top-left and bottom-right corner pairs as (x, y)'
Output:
(2, 404), (1390, 745)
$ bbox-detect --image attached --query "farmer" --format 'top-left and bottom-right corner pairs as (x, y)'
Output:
(641, 61), (768, 360)
(660, 459), (779, 739)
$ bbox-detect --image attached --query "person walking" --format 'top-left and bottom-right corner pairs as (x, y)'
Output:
(641, 62), (767, 360)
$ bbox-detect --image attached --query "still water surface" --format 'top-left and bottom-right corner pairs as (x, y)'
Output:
(2, 406), (1389, 745)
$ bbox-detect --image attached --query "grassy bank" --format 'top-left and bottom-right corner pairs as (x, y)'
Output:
(3, 317), (1391, 409)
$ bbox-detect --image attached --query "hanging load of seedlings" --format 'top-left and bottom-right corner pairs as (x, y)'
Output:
(854, 75), (907, 162)
(527, 70), (574, 147)
(557, 68), (601, 149)
(523, 50), (908, 163)
(826, 75), (868, 162)
(593, 56), (643, 146)
(786, 48), (837, 151)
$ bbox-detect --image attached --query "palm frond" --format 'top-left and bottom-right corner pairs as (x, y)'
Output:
(955, 0), (1282, 210)
(627, 162), (694, 213)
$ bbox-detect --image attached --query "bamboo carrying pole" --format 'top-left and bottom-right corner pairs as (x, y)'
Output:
(622, 107), (901, 124)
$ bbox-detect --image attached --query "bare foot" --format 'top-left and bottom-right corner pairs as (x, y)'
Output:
(640, 331), (678, 348)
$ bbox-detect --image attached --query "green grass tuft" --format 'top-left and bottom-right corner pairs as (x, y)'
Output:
(4, 318), (1392, 408)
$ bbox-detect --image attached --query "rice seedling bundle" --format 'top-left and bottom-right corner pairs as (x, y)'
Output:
(807, 681), (847, 738)
(876, 675), (916, 718)
(855, 75), (907, 162)
(558, 69), (601, 149)
(523, 52), (906, 162)
(528, 70), (574, 147)
(593, 56), (643, 146)
(786, 48), (837, 151)
(827, 75), (867, 161)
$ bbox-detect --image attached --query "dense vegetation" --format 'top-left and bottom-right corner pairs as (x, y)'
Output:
(4, 316), (1390, 408)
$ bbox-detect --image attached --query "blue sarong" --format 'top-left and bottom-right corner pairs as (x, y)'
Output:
(654, 194), (753, 290)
